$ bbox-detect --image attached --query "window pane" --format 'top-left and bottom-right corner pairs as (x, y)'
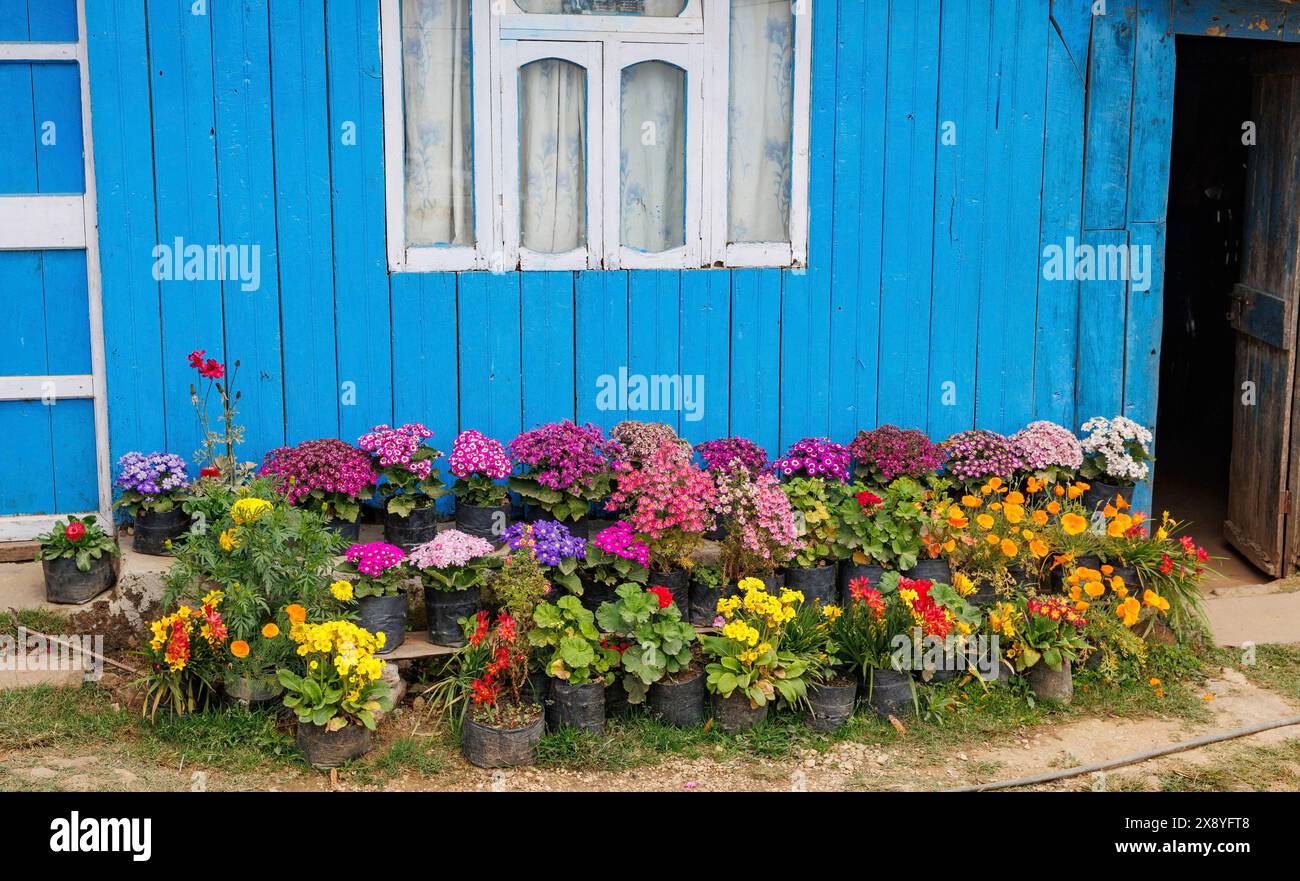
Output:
(515, 0), (686, 15)
(620, 61), (686, 253)
(519, 59), (587, 254)
(402, 0), (474, 247)
(728, 0), (794, 244)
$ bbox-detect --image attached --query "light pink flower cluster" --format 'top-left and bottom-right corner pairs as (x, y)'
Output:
(713, 471), (802, 565)
(606, 441), (715, 540)
(344, 541), (407, 577)
(448, 430), (512, 480)
(593, 521), (651, 567)
(409, 529), (495, 571)
(358, 423), (435, 479)
(1010, 420), (1083, 471)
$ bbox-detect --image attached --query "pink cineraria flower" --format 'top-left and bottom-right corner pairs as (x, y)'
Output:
(448, 430), (512, 481)
(593, 521), (651, 568)
(357, 423), (437, 479)
(409, 529), (495, 570)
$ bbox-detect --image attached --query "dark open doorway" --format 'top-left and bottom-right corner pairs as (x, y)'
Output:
(1155, 36), (1266, 587)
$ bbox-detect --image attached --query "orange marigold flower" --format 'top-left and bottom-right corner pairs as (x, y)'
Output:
(286, 604), (306, 625)
(262, 623), (280, 639)
(1000, 538), (1018, 557)
(230, 640), (250, 659)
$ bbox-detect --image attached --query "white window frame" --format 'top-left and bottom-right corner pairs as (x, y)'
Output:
(380, 0), (811, 272)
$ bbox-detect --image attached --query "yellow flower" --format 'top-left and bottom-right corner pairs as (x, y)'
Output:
(1004, 504), (1025, 524)
(218, 528), (241, 552)
(952, 572), (975, 597)
(1107, 513), (1133, 538)
(1142, 589), (1170, 614)
(999, 538), (1018, 558)
(1116, 596), (1141, 627)
(975, 513), (995, 530)
(230, 497), (273, 525)
(330, 579), (354, 602)
(1060, 513), (1087, 536)
(821, 604), (843, 623)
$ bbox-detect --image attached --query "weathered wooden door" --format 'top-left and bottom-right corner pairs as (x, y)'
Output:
(1225, 51), (1300, 577)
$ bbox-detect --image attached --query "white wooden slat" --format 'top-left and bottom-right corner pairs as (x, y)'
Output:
(0, 195), (87, 249)
(0, 375), (94, 401)
(0, 42), (77, 62)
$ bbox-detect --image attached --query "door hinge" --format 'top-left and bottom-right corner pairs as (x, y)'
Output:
(1283, 490), (1293, 515)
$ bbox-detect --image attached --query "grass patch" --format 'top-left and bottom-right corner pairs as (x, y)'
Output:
(1154, 739), (1300, 792)
(354, 734), (452, 783)
(1217, 643), (1300, 702)
(0, 608), (71, 639)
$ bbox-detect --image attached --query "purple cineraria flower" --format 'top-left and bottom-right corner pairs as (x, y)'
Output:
(848, 425), (947, 483)
(115, 452), (189, 497)
(694, 437), (772, 477)
(357, 423), (437, 479)
(259, 439), (377, 505)
(775, 437), (852, 483)
(503, 520), (586, 567)
(507, 421), (624, 491)
(942, 430), (1026, 482)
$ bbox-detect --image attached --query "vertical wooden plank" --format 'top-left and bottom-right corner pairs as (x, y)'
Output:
(1129, 0), (1176, 224)
(877, 0), (940, 430)
(521, 271), (576, 429)
(0, 248), (54, 513)
(1048, 0), (1091, 75)
(1082, 2), (1135, 230)
(975, 0), (1050, 434)
(0, 403), (55, 513)
(575, 270), (629, 427)
(26, 0), (78, 41)
(458, 273), (522, 442)
(147, 0), (224, 459)
(628, 270), (682, 434)
(828, 0), (887, 440)
(0, 62), (37, 193)
(929, 0), (993, 439)
(0, 1), (29, 40)
(43, 250), (97, 512)
(270, 0), (339, 444)
(31, 61), (84, 193)
(679, 270), (729, 444)
(86, 0), (165, 460)
(1123, 221), (1164, 515)
(326, 0), (392, 442)
(213, 0), (284, 459)
(1075, 228), (1129, 424)
(730, 269), (781, 457)
(1034, 24), (1086, 430)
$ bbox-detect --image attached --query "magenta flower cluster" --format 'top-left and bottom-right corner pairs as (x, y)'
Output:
(775, 437), (852, 482)
(849, 425), (947, 482)
(507, 420), (624, 491)
(408, 529), (495, 570)
(115, 451), (189, 496)
(694, 437), (771, 476)
(448, 430), (512, 480)
(357, 423), (436, 479)
(1009, 420), (1083, 471)
(259, 439), (377, 504)
(344, 541), (407, 577)
(943, 430), (1027, 481)
(503, 520), (586, 567)
(593, 521), (651, 567)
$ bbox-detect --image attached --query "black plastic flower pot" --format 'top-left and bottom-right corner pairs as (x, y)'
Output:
(1082, 479), (1131, 512)
(604, 676), (634, 718)
(455, 502), (511, 543)
(806, 679), (857, 732)
(296, 721), (373, 768)
(42, 553), (117, 605)
(383, 506), (439, 551)
(648, 569), (689, 614)
(579, 579), (620, 615)
(904, 557), (951, 584)
(357, 591), (407, 654)
(648, 667), (706, 727)
(688, 579), (722, 626)
(968, 579), (998, 608)
(423, 584), (480, 647)
(863, 668), (915, 720)
(1008, 563), (1038, 591)
(1026, 659), (1073, 703)
(325, 517), (361, 543)
(785, 565), (837, 607)
(838, 562), (886, 606)
(526, 671), (550, 706)
(461, 714), (544, 768)
(545, 679), (605, 734)
(132, 508), (192, 556)
(711, 691), (768, 733)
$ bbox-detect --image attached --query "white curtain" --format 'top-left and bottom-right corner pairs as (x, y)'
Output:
(519, 59), (588, 253)
(728, 0), (794, 244)
(620, 62), (686, 253)
(402, 0), (474, 246)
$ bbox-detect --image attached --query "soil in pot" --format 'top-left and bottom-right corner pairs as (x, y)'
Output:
(711, 691), (768, 733)
(904, 557), (951, 584)
(545, 679), (605, 734)
(325, 517), (361, 543)
(357, 591), (408, 654)
(1026, 659), (1073, 703)
(132, 508), (192, 556)
(863, 668), (916, 720)
(383, 505), (440, 550)
(805, 677), (857, 732)
(648, 569), (690, 615)
(838, 562), (886, 606)
(296, 721), (373, 768)
(461, 705), (545, 768)
(42, 553), (118, 605)
(648, 666), (706, 727)
(424, 585), (480, 647)
(455, 502), (511, 543)
(785, 565), (837, 607)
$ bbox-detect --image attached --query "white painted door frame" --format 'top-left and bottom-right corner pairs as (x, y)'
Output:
(0, 0), (113, 542)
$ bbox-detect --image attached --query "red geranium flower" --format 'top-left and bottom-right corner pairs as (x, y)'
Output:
(64, 521), (86, 542)
(855, 490), (883, 510)
(647, 585), (673, 609)
(199, 466), (221, 479)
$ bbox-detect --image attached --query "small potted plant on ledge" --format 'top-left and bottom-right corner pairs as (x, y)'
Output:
(37, 515), (120, 604)
(596, 583), (701, 725)
(339, 541), (409, 654)
(695, 435), (772, 541)
(279, 618), (392, 768)
(508, 420), (624, 536)
(783, 599), (856, 732)
(712, 469), (801, 596)
(359, 422), (446, 550)
(455, 611), (545, 768)
(502, 519), (591, 605)
(610, 420), (692, 468)
(848, 424), (948, 486)
(1008, 595), (1089, 703)
(565, 520), (649, 610)
(140, 592), (229, 721)
(701, 577), (809, 733)
(687, 563), (724, 627)
(830, 578), (917, 720)
(941, 429), (1026, 492)
(224, 612), (291, 707)
(1079, 415), (1153, 511)
(409, 529), (500, 646)
(1009, 420), (1083, 487)
(529, 594), (621, 734)
(259, 438), (377, 541)
(605, 439), (715, 614)
(831, 478), (927, 604)
(776, 437), (850, 607)
(114, 451), (192, 555)
(448, 429), (513, 542)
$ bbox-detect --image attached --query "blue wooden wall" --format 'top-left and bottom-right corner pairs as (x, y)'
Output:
(3, 0), (1264, 520)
